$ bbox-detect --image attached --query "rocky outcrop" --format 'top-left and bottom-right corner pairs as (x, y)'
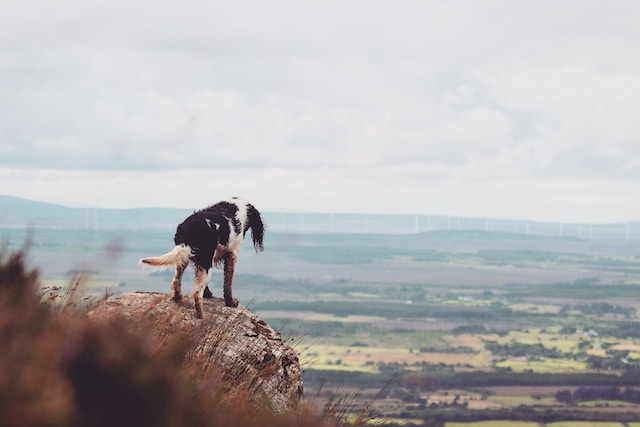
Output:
(90, 292), (303, 413)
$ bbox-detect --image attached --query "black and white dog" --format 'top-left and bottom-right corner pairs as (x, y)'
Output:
(139, 198), (265, 318)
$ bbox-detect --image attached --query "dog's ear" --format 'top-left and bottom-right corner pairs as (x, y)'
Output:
(247, 204), (265, 252)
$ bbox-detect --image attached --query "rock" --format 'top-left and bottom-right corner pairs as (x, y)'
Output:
(89, 292), (303, 413)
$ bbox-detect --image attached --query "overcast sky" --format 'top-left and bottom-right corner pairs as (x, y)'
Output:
(1, 1), (639, 223)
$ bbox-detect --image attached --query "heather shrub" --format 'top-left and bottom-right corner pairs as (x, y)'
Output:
(0, 247), (337, 427)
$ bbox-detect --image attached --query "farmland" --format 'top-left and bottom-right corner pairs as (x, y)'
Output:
(2, 203), (640, 425)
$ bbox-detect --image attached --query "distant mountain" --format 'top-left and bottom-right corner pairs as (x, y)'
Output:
(0, 195), (637, 240)
(0, 195), (191, 230)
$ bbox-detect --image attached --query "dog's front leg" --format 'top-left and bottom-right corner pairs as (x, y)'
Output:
(171, 262), (187, 302)
(193, 266), (210, 319)
(223, 252), (239, 307)
(203, 285), (213, 298)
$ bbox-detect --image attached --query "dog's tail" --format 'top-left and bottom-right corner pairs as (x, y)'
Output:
(247, 203), (265, 252)
(139, 244), (192, 267)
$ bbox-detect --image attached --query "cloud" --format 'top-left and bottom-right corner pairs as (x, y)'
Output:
(479, 65), (640, 178)
(1, 0), (640, 221)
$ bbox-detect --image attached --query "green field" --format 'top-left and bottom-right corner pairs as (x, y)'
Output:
(446, 422), (540, 427)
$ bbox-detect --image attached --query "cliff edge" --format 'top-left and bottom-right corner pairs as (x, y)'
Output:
(90, 292), (303, 413)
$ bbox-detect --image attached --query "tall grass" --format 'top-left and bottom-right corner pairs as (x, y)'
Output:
(0, 247), (342, 427)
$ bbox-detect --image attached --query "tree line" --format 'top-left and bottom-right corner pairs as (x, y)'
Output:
(556, 386), (640, 404)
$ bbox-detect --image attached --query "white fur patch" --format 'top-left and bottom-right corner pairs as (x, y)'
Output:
(138, 244), (193, 270)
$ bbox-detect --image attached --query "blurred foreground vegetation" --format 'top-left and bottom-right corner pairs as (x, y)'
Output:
(0, 247), (344, 427)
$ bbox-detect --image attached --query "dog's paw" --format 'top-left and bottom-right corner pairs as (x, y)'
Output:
(225, 297), (239, 308)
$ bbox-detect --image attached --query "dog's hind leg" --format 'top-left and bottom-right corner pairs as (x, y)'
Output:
(193, 265), (210, 319)
(171, 262), (187, 302)
(223, 252), (239, 307)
